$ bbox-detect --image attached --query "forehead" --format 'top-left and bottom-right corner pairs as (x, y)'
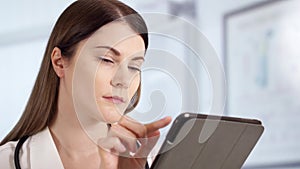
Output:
(85, 22), (145, 56)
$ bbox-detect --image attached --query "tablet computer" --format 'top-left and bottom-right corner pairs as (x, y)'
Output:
(150, 112), (264, 169)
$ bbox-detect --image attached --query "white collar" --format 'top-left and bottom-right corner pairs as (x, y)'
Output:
(29, 127), (64, 169)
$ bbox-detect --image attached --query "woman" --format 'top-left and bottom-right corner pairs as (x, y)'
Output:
(0, 0), (171, 169)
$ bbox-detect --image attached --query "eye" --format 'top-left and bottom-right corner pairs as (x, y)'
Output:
(98, 56), (114, 64)
(128, 65), (141, 72)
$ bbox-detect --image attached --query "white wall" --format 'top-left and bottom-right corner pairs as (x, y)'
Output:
(197, 0), (300, 168)
(0, 0), (75, 139)
(196, 0), (264, 61)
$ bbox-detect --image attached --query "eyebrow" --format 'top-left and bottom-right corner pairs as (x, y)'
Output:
(132, 56), (145, 61)
(96, 45), (145, 61)
(95, 46), (121, 56)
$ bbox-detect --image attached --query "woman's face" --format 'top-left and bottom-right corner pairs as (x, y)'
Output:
(68, 22), (145, 124)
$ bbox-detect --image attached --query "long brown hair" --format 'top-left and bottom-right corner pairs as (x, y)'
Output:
(0, 0), (148, 145)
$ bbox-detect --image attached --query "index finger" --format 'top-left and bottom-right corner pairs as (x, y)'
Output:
(117, 116), (172, 138)
(145, 116), (172, 135)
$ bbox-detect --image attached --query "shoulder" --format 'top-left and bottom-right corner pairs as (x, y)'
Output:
(0, 134), (42, 169)
(0, 127), (63, 169)
(0, 139), (17, 152)
(0, 135), (36, 169)
(0, 140), (18, 168)
(0, 128), (58, 169)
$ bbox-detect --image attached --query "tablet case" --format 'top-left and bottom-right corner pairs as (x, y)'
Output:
(150, 113), (264, 169)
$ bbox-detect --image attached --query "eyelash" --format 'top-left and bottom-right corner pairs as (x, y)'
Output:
(98, 56), (141, 72)
(128, 66), (141, 72)
(98, 56), (114, 64)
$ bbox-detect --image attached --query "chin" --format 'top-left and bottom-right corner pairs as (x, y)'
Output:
(98, 106), (126, 123)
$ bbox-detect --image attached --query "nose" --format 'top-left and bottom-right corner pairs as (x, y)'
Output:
(110, 64), (131, 88)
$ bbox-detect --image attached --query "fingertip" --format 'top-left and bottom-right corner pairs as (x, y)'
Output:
(161, 116), (172, 126)
(164, 116), (172, 123)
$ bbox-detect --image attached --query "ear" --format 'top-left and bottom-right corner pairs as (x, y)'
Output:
(51, 47), (65, 78)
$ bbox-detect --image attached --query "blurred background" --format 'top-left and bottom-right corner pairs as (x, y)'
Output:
(0, 0), (299, 168)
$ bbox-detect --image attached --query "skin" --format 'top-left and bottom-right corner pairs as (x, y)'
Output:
(49, 22), (171, 169)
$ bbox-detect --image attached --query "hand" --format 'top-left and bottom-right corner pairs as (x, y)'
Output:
(98, 116), (172, 169)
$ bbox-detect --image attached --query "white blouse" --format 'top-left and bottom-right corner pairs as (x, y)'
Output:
(0, 127), (64, 169)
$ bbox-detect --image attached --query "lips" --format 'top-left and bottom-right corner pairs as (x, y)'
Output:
(102, 96), (125, 104)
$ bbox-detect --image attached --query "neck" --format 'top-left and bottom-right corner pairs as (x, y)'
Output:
(49, 90), (102, 159)
(49, 108), (98, 158)
(49, 79), (109, 160)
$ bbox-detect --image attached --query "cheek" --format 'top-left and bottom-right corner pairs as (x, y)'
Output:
(94, 68), (118, 122)
(94, 68), (112, 96)
(128, 73), (141, 97)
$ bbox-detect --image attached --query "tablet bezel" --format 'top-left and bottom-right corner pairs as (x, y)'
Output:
(150, 112), (264, 169)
